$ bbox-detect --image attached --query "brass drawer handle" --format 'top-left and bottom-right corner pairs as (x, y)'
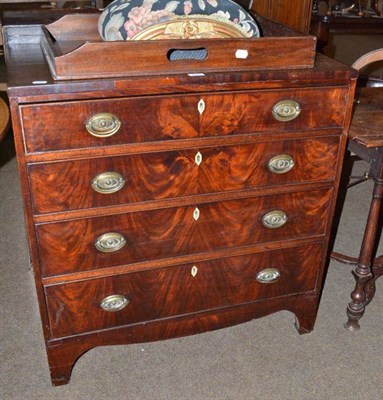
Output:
(256, 268), (281, 284)
(267, 154), (295, 174)
(100, 294), (129, 312)
(95, 232), (127, 253)
(262, 210), (288, 229)
(92, 171), (125, 194)
(272, 100), (301, 122)
(86, 113), (121, 137)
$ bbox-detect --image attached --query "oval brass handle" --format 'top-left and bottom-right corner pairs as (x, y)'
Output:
(272, 100), (301, 122)
(86, 113), (121, 137)
(100, 294), (129, 312)
(262, 210), (288, 229)
(92, 171), (125, 194)
(267, 154), (295, 174)
(256, 268), (281, 284)
(95, 232), (127, 253)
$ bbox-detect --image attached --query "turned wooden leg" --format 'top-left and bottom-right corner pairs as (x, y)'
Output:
(372, 0), (382, 16)
(326, 0), (335, 15)
(345, 177), (383, 330)
(364, 258), (383, 305)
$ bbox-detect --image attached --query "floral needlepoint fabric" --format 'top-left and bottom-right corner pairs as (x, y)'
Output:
(98, 0), (261, 40)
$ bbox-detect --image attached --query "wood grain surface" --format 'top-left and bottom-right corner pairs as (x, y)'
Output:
(20, 88), (348, 152)
(349, 88), (383, 147)
(36, 189), (332, 276)
(36, 14), (315, 80)
(28, 136), (339, 214)
(45, 243), (323, 338)
(46, 291), (321, 385)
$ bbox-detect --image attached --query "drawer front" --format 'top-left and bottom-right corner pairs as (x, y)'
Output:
(28, 136), (339, 214)
(36, 189), (332, 276)
(21, 88), (348, 152)
(45, 243), (323, 338)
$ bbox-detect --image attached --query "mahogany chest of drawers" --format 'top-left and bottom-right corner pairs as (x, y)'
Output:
(4, 21), (356, 386)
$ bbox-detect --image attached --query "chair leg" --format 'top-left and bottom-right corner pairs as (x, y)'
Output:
(345, 177), (383, 330)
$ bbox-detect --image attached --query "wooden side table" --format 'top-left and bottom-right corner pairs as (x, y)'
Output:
(332, 87), (383, 330)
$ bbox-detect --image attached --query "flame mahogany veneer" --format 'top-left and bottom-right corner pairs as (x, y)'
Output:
(4, 16), (357, 386)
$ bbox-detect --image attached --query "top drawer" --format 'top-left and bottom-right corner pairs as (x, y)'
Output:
(20, 88), (349, 153)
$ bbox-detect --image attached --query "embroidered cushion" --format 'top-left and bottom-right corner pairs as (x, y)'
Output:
(98, 0), (261, 41)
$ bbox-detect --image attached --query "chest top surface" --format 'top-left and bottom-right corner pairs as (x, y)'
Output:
(3, 21), (356, 102)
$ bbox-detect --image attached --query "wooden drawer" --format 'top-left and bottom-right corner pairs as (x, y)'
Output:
(28, 136), (339, 214)
(45, 243), (323, 338)
(21, 88), (348, 153)
(36, 188), (332, 276)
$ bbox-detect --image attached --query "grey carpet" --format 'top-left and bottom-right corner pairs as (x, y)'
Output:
(0, 139), (382, 400)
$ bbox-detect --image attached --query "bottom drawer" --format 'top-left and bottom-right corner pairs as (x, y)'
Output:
(45, 243), (323, 339)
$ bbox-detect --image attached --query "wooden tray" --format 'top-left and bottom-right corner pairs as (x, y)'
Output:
(39, 13), (316, 80)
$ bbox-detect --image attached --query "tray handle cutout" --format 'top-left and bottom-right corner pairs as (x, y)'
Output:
(168, 48), (208, 61)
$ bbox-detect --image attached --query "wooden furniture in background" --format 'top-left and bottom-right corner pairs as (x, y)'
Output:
(0, 0), (103, 8)
(315, 1), (382, 17)
(0, 97), (10, 143)
(0, 1), (103, 49)
(332, 48), (383, 330)
(252, 1), (383, 54)
(311, 13), (383, 51)
(3, 13), (356, 386)
(251, 0), (314, 33)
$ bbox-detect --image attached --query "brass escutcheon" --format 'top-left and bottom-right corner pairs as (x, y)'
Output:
(272, 100), (301, 122)
(267, 154), (295, 174)
(86, 113), (121, 137)
(256, 268), (281, 284)
(92, 171), (125, 194)
(262, 210), (288, 229)
(95, 232), (127, 253)
(100, 294), (129, 312)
